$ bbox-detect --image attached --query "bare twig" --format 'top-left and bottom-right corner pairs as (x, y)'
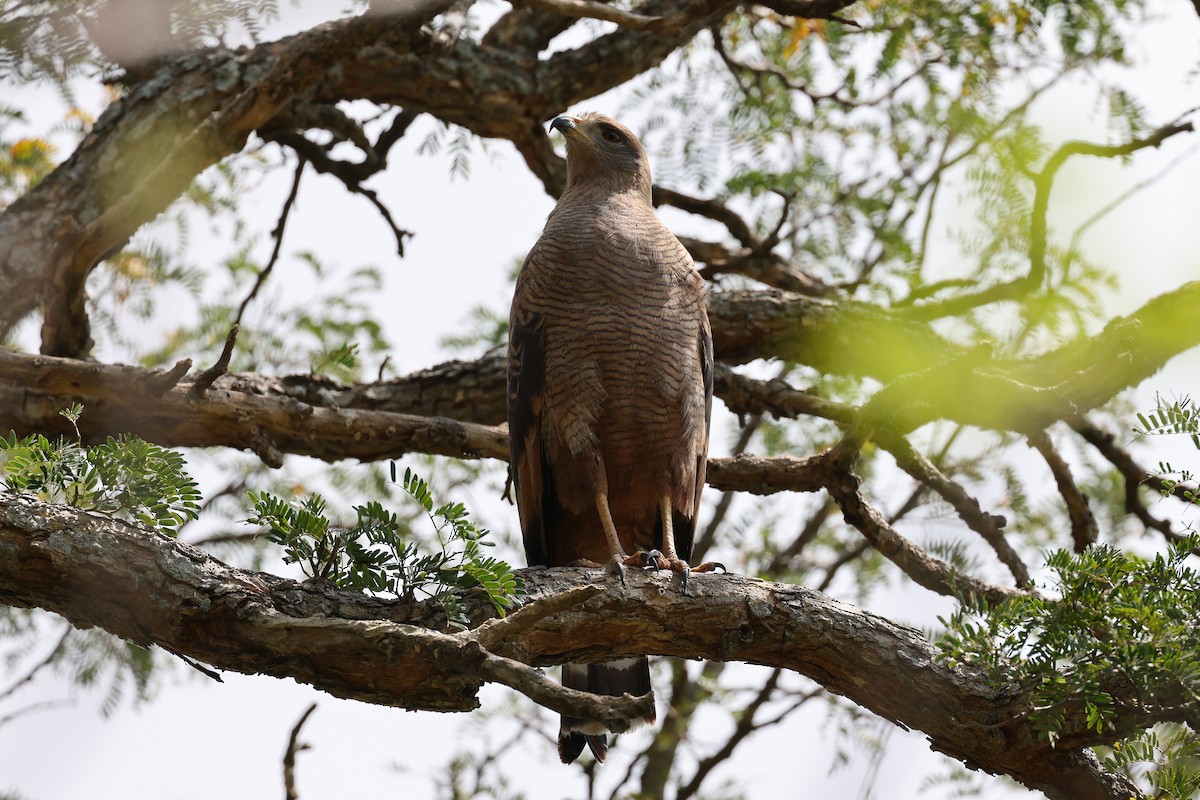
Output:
(139, 359), (193, 396)
(470, 586), (603, 651)
(189, 325), (240, 398)
(239, 156), (307, 327)
(824, 439), (1021, 604)
(265, 114), (416, 255)
(0, 625), (71, 705)
(0, 698), (75, 728)
(283, 703), (318, 800)
(1028, 430), (1099, 553)
(713, 24), (930, 111)
(879, 432), (1029, 586)
(1029, 121), (1194, 289)
(765, 496), (836, 575)
(653, 186), (760, 248)
(1068, 140), (1200, 256)
(714, 363), (855, 424)
(188, 530), (263, 548)
(815, 540), (871, 592)
(675, 669), (785, 799)
(634, 660), (726, 798)
(190, 154), (305, 399)
(461, 639), (656, 731)
(678, 679), (823, 800)
(1075, 421), (1200, 554)
(160, 645), (225, 682)
(694, 239), (833, 294)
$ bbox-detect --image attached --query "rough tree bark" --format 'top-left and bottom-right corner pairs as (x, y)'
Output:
(0, 495), (1146, 800)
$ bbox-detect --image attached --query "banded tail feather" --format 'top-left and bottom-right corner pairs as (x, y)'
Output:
(558, 657), (655, 764)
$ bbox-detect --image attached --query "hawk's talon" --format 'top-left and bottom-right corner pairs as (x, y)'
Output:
(607, 555), (628, 588)
(639, 549), (664, 570)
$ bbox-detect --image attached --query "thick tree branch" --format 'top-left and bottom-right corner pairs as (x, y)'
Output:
(0, 348), (836, 495)
(0, 349), (511, 464)
(858, 280), (1200, 435)
(4, 279), (1199, 470)
(0, 493), (650, 726)
(0, 494), (1146, 800)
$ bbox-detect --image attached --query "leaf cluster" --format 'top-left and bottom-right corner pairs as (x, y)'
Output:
(1133, 394), (1200, 508)
(247, 464), (522, 629)
(0, 1), (287, 86)
(938, 538), (1200, 747)
(0, 405), (200, 532)
(0, 106), (58, 205)
(1101, 724), (1200, 800)
(1135, 394), (1200, 452)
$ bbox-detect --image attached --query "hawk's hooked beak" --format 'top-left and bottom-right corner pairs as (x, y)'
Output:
(550, 116), (580, 136)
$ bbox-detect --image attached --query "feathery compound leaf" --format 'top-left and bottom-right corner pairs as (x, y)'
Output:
(938, 536), (1200, 744)
(245, 464), (522, 626)
(2, 409), (200, 533)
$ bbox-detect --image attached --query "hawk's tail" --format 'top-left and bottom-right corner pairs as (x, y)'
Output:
(558, 657), (655, 764)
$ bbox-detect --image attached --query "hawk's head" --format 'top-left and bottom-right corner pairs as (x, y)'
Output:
(551, 112), (652, 200)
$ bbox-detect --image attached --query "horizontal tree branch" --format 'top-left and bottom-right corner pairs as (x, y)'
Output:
(0, 349), (511, 467)
(511, 0), (666, 30)
(0, 349), (837, 496)
(0, 494), (1146, 800)
(4, 279), (1198, 472)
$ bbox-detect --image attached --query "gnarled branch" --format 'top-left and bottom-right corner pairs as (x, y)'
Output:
(0, 494), (1146, 800)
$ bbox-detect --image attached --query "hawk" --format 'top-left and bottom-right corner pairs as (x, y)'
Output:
(507, 112), (715, 764)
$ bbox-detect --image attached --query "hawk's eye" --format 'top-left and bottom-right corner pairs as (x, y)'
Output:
(601, 129), (622, 144)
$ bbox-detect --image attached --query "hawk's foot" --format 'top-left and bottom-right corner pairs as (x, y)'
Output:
(625, 549), (664, 570)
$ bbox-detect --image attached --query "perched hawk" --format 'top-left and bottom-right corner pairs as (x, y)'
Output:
(507, 112), (715, 764)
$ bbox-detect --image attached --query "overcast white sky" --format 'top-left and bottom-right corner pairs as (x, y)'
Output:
(2, 2), (1200, 799)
